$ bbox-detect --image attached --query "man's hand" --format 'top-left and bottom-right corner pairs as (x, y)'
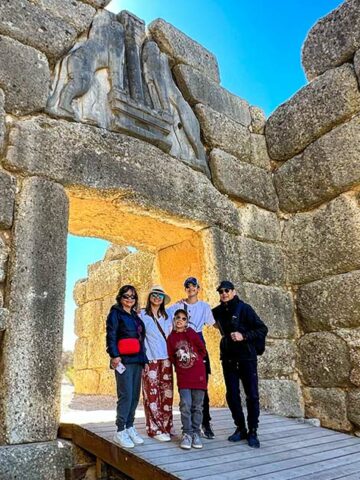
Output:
(111, 356), (121, 368)
(231, 331), (244, 342)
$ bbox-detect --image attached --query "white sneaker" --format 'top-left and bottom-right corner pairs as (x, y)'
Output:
(113, 430), (135, 448)
(127, 426), (144, 445)
(154, 433), (171, 442)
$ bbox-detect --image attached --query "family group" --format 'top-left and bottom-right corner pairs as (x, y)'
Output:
(106, 277), (268, 451)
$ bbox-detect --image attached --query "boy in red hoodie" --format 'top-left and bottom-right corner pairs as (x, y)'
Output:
(167, 309), (207, 450)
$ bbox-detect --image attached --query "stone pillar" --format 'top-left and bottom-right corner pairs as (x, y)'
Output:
(0, 177), (69, 444)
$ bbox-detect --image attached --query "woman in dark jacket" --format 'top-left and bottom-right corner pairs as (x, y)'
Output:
(106, 284), (147, 448)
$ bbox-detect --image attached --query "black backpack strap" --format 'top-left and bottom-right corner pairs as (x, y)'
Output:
(152, 316), (167, 341)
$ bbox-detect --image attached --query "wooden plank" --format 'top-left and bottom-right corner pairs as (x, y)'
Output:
(59, 423), (74, 440)
(294, 461), (360, 479)
(71, 424), (180, 480)
(187, 443), (360, 480)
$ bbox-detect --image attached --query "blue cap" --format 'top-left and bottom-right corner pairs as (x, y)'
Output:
(216, 280), (235, 291)
(184, 277), (200, 288)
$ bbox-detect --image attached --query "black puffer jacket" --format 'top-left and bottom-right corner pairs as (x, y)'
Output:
(212, 296), (268, 360)
(106, 304), (147, 365)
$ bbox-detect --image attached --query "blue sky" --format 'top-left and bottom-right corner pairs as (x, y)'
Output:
(63, 0), (343, 350)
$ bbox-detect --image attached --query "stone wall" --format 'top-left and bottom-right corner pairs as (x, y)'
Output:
(265, 0), (360, 434)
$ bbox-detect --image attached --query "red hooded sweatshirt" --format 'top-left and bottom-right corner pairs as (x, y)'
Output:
(167, 327), (207, 390)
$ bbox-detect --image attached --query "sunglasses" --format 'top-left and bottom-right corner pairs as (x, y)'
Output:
(151, 292), (165, 299)
(122, 294), (136, 300)
(219, 288), (231, 294)
(175, 316), (187, 321)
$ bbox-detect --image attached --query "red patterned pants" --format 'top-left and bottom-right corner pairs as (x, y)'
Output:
(142, 359), (173, 437)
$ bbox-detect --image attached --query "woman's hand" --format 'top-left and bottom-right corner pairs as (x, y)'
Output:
(231, 331), (244, 342)
(111, 356), (122, 368)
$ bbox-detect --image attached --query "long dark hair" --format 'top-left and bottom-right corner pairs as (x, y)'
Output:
(116, 285), (139, 312)
(145, 293), (168, 320)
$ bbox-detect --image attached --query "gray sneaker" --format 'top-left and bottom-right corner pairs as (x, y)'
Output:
(192, 433), (203, 449)
(180, 433), (192, 449)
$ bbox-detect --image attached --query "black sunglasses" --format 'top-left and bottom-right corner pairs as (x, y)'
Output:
(122, 294), (136, 300)
(219, 288), (231, 294)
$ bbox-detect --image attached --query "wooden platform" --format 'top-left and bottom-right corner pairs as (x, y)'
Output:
(59, 409), (360, 480)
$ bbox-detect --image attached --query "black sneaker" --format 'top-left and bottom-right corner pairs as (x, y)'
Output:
(228, 427), (248, 442)
(202, 423), (215, 439)
(247, 429), (260, 448)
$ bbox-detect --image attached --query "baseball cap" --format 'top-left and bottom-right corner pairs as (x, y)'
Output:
(216, 280), (235, 291)
(184, 277), (200, 288)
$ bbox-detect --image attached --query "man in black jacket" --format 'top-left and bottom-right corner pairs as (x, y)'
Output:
(212, 281), (268, 448)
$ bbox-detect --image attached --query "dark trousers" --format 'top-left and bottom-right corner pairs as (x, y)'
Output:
(115, 363), (143, 431)
(202, 353), (211, 426)
(222, 358), (260, 431)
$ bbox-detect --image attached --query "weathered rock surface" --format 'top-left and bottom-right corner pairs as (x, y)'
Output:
(0, 35), (50, 115)
(74, 300), (103, 338)
(250, 134), (271, 170)
(350, 349), (360, 387)
(236, 204), (281, 243)
(266, 64), (360, 161)
(0, 439), (73, 480)
(304, 388), (352, 431)
(0, 177), (68, 444)
(0, 170), (16, 229)
(283, 194), (360, 285)
(250, 106), (266, 134)
(74, 369), (100, 394)
(73, 279), (87, 306)
(174, 64), (250, 126)
(209, 149), (278, 211)
(297, 271), (360, 332)
(104, 245), (130, 261)
(0, 235), (8, 283)
(80, 0), (111, 7)
(31, 0), (96, 34)
(275, 115), (360, 212)
(195, 104), (251, 163)
(242, 283), (295, 338)
(6, 117), (240, 235)
(258, 340), (296, 378)
(302, 0), (360, 80)
(0, 307), (8, 331)
(0, 88), (5, 152)
(348, 389), (360, 427)
(148, 19), (220, 82)
(259, 380), (304, 417)
(298, 332), (351, 387)
(0, 0), (78, 61)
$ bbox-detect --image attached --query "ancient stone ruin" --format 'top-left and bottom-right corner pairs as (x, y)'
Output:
(0, 0), (359, 478)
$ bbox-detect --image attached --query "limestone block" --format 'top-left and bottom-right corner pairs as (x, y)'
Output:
(298, 332), (351, 387)
(297, 271), (360, 332)
(148, 19), (220, 83)
(0, 0), (78, 61)
(350, 349), (360, 387)
(195, 104), (251, 163)
(275, 115), (360, 212)
(242, 283), (295, 339)
(336, 327), (360, 349)
(31, 0), (96, 34)
(302, 0), (360, 80)
(80, 0), (111, 7)
(74, 299), (103, 338)
(73, 279), (87, 306)
(0, 35), (50, 115)
(0, 439), (73, 480)
(283, 194), (360, 285)
(73, 338), (89, 371)
(258, 339), (296, 378)
(0, 307), (8, 331)
(237, 237), (285, 286)
(259, 380), (304, 417)
(303, 388), (352, 431)
(209, 149), (278, 211)
(85, 260), (123, 302)
(174, 64), (250, 126)
(348, 389), (360, 427)
(250, 106), (266, 134)
(74, 369), (100, 395)
(236, 204), (281, 243)
(0, 170), (16, 229)
(250, 134), (271, 170)
(104, 245), (131, 261)
(266, 64), (360, 161)
(0, 235), (8, 283)
(0, 88), (5, 152)
(98, 369), (116, 395)
(0, 177), (68, 444)
(6, 117), (240, 235)
(87, 337), (108, 369)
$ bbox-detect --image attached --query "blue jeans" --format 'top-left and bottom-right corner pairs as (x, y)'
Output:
(179, 389), (205, 435)
(115, 363), (143, 432)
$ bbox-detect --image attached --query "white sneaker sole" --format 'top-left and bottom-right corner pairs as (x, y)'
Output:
(154, 435), (171, 442)
(113, 434), (135, 448)
(180, 444), (192, 449)
(192, 444), (203, 449)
